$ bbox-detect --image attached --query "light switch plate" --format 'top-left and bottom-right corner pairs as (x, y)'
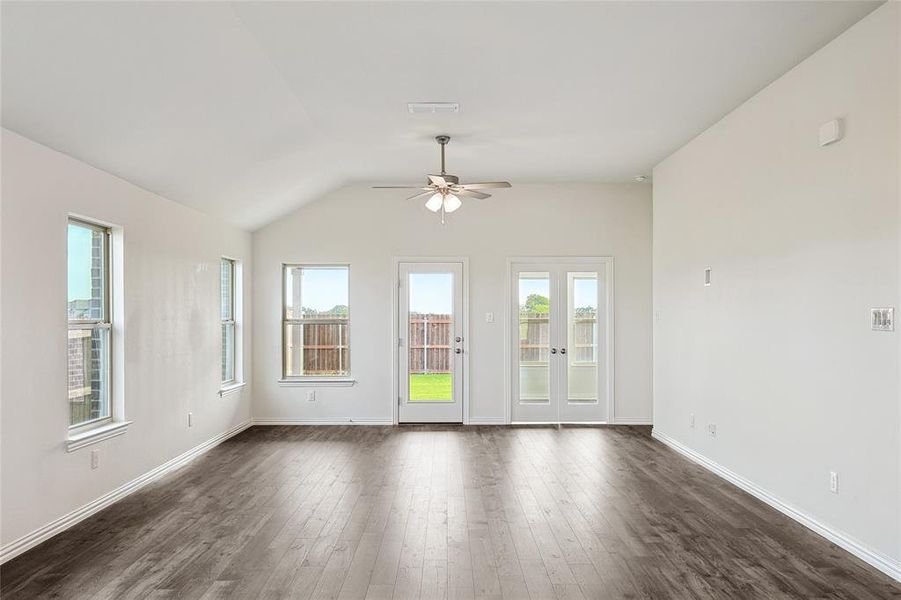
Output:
(871, 307), (894, 331)
(819, 119), (843, 147)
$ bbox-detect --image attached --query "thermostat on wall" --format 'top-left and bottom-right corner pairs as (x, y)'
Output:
(872, 307), (894, 331)
(819, 119), (843, 147)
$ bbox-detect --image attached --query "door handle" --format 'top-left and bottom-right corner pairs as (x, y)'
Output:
(455, 348), (462, 354)
(560, 348), (566, 355)
(550, 348), (557, 354)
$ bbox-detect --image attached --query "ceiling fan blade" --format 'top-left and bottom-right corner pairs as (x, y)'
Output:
(406, 190), (435, 201)
(428, 175), (447, 187)
(458, 181), (511, 190)
(455, 189), (491, 200)
(373, 185), (428, 189)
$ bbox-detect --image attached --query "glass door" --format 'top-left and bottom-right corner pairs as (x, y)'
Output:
(510, 260), (610, 423)
(398, 262), (464, 423)
(559, 266), (607, 422)
(511, 266), (559, 422)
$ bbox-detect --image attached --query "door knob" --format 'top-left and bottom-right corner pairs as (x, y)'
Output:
(455, 336), (462, 343)
(550, 348), (557, 354)
(454, 348), (462, 354)
(560, 348), (567, 355)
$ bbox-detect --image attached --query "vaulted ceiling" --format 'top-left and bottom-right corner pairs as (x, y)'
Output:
(1, 1), (881, 230)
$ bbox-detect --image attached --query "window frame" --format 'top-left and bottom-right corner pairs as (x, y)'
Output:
(67, 217), (113, 435)
(221, 257), (237, 386)
(280, 263), (353, 384)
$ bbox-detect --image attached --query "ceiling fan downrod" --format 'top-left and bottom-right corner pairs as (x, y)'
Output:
(436, 135), (450, 176)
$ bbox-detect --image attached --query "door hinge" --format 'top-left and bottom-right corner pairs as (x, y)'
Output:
(398, 337), (403, 347)
(398, 395), (402, 405)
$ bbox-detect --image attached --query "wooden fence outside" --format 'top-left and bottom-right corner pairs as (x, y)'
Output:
(408, 311), (598, 373)
(286, 311), (598, 376)
(285, 321), (349, 376)
(409, 314), (453, 372)
(518, 311), (598, 363)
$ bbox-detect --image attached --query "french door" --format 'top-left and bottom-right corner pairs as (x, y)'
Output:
(510, 260), (611, 423)
(398, 262), (465, 423)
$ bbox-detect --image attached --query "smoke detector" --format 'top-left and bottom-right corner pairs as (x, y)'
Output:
(634, 175), (649, 182)
(407, 102), (460, 114)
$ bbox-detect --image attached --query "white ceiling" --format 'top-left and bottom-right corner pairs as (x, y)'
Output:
(1, 1), (881, 230)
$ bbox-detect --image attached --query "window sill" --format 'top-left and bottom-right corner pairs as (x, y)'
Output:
(278, 377), (356, 387)
(219, 382), (246, 397)
(67, 420), (132, 452)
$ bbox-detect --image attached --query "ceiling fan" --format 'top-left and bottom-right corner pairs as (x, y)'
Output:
(373, 135), (511, 223)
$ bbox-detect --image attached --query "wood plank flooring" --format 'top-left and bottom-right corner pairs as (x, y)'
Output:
(2, 425), (899, 599)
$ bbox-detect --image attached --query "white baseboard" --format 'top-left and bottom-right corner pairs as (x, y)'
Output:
(470, 418), (651, 425)
(613, 418), (653, 425)
(651, 429), (901, 583)
(468, 417), (507, 425)
(253, 417), (647, 427)
(252, 418), (394, 426)
(0, 419), (252, 565)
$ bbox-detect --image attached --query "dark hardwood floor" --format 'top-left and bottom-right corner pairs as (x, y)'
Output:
(2, 425), (899, 599)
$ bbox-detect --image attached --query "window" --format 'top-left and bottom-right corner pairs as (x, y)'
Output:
(221, 258), (236, 385)
(68, 218), (111, 429)
(282, 265), (350, 379)
(569, 274), (598, 364)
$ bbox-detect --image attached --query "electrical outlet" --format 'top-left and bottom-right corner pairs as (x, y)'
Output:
(307, 390), (316, 402)
(689, 414), (695, 428)
(485, 312), (495, 323)
(91, 450), (99, 470)
(829, 471), (838, 494)
(707, 423), (717, 438)
(188, 412), (193, 427)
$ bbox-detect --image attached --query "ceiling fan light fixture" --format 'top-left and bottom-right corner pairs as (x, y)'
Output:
(373, 135), (511, 222)
(425, 193), (444, 212)
(443, 193), (462, 213)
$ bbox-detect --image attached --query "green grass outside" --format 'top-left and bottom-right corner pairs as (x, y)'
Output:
(409, 373), (452, 401)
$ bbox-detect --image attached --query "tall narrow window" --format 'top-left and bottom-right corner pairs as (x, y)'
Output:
(282, 265), (350, 379)
(221, 258), (236, 384)
(68, 219), (111, 429)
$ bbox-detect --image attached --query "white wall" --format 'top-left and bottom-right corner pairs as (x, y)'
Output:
(253, 183), (651, 424)
(653, 2), (900, 571)
(897, 0), (901, 568)
(0, 129), (252, 549)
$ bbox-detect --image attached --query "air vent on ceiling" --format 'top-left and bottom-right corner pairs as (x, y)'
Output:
(407, 102), (459, 114)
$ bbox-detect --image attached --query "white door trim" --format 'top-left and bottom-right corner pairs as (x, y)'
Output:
(505, 256), (615, 424)
(392, 257), (470, 425)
